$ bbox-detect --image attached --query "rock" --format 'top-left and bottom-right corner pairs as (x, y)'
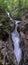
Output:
(8, 21), (15, 32)
(19, 13), (28, 32)
(0, 31), (18, 65)
(20, 32), (28, 65)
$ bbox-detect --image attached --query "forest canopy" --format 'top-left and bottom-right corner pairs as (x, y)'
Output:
(0, 0), (28, 19)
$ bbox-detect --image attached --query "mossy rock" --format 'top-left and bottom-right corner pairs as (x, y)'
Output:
(19, 13), (28, 31)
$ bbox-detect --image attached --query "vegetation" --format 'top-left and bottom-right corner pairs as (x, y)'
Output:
(0, 0), (28, 30)
(0, 0), (28, 65)
(0, 0), (28, 18)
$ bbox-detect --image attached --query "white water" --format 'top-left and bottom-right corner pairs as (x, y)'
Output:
(6, 11), (22, 64)
(6, 11), (13, 21)
(11, 20), (22, 64)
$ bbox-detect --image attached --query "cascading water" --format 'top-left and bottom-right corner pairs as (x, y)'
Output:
(11, 20), (22, 64)
(6, 11), (22, 64)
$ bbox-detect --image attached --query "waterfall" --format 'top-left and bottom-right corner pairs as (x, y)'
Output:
(6, 11), (13, 21)
(11, 20), (22, 64)
(6, 11), (22, 64)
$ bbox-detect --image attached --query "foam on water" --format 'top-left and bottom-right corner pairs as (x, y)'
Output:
(15, 20), (21, 24)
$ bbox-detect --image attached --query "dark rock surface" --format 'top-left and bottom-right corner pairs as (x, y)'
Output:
(20, 32), (28, 65)
(0, 31), (18, 65)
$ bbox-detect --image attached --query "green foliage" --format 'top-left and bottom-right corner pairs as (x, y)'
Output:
(5, 0), (28, 19)
(0, 0), (28, 30)
(0, 0), (28, 20)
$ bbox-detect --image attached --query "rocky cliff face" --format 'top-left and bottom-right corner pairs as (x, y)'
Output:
(0, 12), (28, 65)
(20, 14), (28, 65)
(0, 31), (19, 65)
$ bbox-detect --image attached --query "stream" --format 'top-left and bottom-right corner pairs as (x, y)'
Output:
(6, 11), (22, 64)
(11, 20), (22, 64)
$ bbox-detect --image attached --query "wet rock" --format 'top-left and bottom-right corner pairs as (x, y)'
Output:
(20, 33), (28, 65)
(1, 31), (9, 41)
(0, 31), (18, 65)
